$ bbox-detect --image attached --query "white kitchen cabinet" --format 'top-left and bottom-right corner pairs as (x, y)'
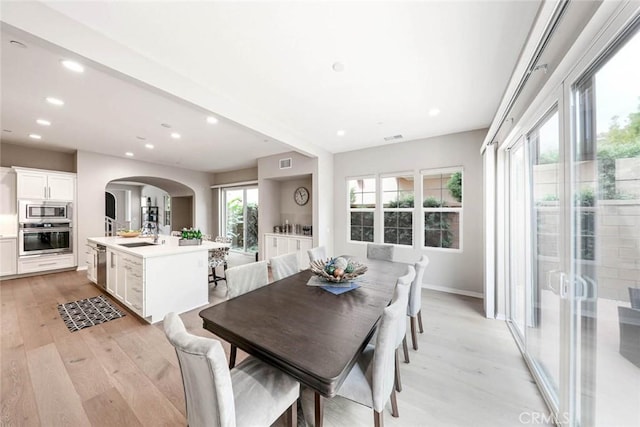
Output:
(106, 249), (124, 301)
(0, 168), (16, 215)
(17, 253), (74, 274)
(288, 236), (313, 269)
(14, 167), (75, 201)
(86, 244), (98, 284)
(122, 254), (144, 316)
(0, 237), (17, 276)
(264, 233), (313, 268)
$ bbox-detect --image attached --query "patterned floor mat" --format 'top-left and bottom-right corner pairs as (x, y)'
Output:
(57, 295), (126, 332)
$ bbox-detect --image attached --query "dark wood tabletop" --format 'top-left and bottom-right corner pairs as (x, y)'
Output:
(199, 256), (408, 398)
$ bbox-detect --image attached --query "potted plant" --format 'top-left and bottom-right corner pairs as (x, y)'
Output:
(179, 227), (203, 246)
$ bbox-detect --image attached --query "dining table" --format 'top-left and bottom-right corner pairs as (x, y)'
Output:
(199, 256), (409, 427)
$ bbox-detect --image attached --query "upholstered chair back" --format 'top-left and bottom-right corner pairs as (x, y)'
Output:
(270, 252), (299, 281)
(394, 266), (415, 347)
(408, 256), (429, 316)
(164, 312), (235, 427)
(226, 261), (269, 299)
(366, 243), (395, 261)
(307, 246), (327, 263)
(371, 296), (403, 412)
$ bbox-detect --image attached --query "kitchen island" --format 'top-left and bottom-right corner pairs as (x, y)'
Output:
(87, 235), (225, 323)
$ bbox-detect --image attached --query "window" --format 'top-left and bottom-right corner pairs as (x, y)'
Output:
(348, 178), (375, 242)
(382, 175), (414, 245)
(222, 186), (258, 253)
(422, 168), (462, 249)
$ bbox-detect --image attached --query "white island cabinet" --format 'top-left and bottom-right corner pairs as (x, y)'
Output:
(89, 236), (222, 323)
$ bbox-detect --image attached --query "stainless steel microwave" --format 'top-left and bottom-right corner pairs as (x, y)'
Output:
(19, 200), (72, 223)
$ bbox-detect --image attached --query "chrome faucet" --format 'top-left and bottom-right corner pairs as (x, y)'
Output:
(153, 228), (159, 244)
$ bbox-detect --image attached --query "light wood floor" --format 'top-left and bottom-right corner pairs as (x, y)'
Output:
(1, 268), (550, 426)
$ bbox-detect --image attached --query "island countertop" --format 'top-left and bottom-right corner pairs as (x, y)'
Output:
(87, 235), (227, 258)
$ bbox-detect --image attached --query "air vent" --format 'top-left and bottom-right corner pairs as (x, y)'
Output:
(384, 135), (403, 142)
(279, 158), (292, 169)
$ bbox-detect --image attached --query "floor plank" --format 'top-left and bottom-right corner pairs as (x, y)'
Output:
(82, 387), (143, 427)
(26, 343), (91, 425)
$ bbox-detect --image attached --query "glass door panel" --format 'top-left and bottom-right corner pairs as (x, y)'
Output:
(509, 138), (527, 340)
(572, 27), (640, 427)
(223, 186), (259, 254)
(528, 109), (562, 407)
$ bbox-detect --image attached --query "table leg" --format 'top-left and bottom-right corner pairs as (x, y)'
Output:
(314, 392), (324, 427)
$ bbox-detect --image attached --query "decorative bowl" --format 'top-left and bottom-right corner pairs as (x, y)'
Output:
(309, 257), (367, 283)
(117, 231), (141, 238)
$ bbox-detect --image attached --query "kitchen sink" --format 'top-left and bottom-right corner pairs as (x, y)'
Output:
(119, 242), (156, 248)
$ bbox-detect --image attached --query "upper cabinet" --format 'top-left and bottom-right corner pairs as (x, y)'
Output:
(14, 167), (75, 201)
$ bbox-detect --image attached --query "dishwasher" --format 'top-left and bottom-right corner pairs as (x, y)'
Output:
(96, 244), (107, 289)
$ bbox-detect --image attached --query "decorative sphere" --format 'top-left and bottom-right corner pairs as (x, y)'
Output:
(334, 268), (344, 278)
(334, 257), (348, 270)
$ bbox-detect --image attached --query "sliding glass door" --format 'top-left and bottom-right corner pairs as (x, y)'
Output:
(222, 186), (258, 254)
(505, 21), (640, 427)
(571, 26), (640, 427)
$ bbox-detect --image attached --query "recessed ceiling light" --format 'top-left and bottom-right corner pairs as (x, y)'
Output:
(332, 62), (345, 72)
(9, 40), (27, 48)
(61, 59), (84, 73)
(428, 108), (441, 117)
(337, 130), (346, 137)
(125, 152), (134, 157)
(206, 116), (219, 124)
(36, 119), (51, 126)
(46, 97), (64, 106)
(171, 132), (181, 139)
(145, 144), (154, 149)
(29, 134), (42, 140)
(161, 123), (172, 128)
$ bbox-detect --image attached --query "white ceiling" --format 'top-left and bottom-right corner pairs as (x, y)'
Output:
(0, 1), (541, 173)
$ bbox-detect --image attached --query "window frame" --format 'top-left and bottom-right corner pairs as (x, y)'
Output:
(380, 172), (415, 247)
(346, 176), (376, 244)
(421, 166), (464, 252)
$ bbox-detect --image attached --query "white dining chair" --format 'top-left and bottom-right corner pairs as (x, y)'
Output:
(408, 255), (429, 350)
(393, 266), (415, 392)
(270, 252), (299, 281)
(307, 246), (327, 263)
(335, 287), (404, 425)
(225, 260), (269, 367)
(163, 312), (300, 427)
(366, 243), (395, 261)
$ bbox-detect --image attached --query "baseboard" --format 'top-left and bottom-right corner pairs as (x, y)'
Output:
(77, 265), (88, 271)
(495, 313), (507, 321)
(422, 283), (484, 299)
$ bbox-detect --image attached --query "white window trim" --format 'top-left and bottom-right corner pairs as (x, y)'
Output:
(346, 176), (376, 244)
(421, 167), (464, 252)
(380, 172), (415, 247)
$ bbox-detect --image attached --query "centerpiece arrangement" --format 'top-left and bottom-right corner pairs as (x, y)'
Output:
(117, 229), (141, 238)
(309, 256), (367, 283)
(178, 227), (203, 246)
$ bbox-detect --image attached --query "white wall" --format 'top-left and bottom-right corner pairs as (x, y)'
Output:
(333, 129), (486, 296)
(76, 150), (213, 267)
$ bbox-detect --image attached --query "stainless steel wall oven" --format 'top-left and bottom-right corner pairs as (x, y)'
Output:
(19, 222), (73, 256)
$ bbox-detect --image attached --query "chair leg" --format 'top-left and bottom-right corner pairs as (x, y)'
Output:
(410, 316), (418, 350)
(229, 345), (237, 369)
(315, 392), (324, 427)
(390, 388), (399, 417)
(394, 349), (402, 392)
(285, 401), (297, 427)
(418, 309), (424, 333)
(374, 410), (384, 427)
(402, 335), (410, 363)
(212, 268), (219, 287)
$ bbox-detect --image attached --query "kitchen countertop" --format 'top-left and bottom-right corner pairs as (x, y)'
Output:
(87, 235), (227, 258)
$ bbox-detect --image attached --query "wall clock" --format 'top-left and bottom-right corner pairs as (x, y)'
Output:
(294, 186), (310, 206)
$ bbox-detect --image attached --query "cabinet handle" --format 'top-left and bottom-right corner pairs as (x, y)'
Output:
(297, 240), (300, 250)
(111, 253), (115, 268)
(44, 186), (47, 198)
(273, 239), (277, 247)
